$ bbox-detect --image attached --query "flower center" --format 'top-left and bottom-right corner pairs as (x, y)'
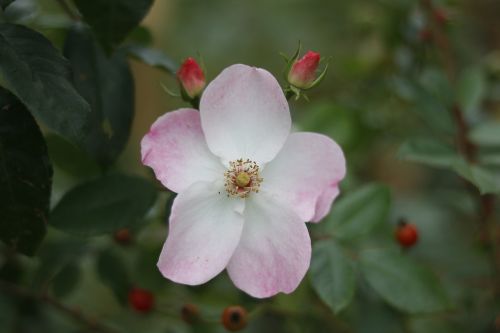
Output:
(224, 159), (263, 198)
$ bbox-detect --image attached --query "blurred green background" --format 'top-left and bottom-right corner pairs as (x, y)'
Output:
(1, 0), (499, 332)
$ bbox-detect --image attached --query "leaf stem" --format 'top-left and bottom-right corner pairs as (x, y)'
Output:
(0, 280), (120, 333)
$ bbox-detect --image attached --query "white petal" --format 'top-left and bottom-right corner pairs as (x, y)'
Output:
(158, 182), (244, 285)
(261, 132), (346, 222)
(200, 64), (291, 165)
(227, 194), (311, 298)
(141, 109), (225, 193)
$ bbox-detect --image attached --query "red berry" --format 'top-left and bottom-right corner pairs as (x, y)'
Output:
(114, 228), (132, 245)
(395, 222), (419, 248)
(221, 305), (248, 332)
(128, 287), (154, 313)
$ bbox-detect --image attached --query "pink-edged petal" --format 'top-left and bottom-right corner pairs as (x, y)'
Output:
(141, 109), (224, 193)
(200, 64), (291, 165)
(261, 132), (346, 222)
(158, 182), (244, 285)
(227, 194), (311, 298)
(311, 185), (340, 222)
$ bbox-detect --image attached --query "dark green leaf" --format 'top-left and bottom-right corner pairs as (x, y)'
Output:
(96, 249), (131, 304)
(73, 0), (154, 53)
(50, 174), (157, 236)
(0, 23), (90, 144)
(310, 241), (356, 313)
(325, 184), (391, 240)
(457, 66), (486, 118)
(51, 263), (80, 298)
(45, 134), (100, 178)
(360, 248), (450, 314)
(64, 24), (134, 166)
(127, 44), (178, 75)
(469, 122), (500, 147)
(398, 138), (457, 168)
(0, 0), (14, 10)
(452, 158), (500, 194)
(0, 90), (52, 256)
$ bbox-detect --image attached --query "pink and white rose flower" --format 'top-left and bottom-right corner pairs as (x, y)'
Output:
(141, 64), (346, 298)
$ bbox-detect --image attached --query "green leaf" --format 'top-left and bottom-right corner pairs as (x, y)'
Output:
(326, 184), (391, 240)
(398, 138), (457, 168)
(452, 158), (500, 194)
(51, 262), (81, 298)
(310, 241), (356, 313)
(64, 24), (134, 166)
(0, 90), (52, 256)
(0, 0), (15, 10)
(457, 66), (486, 118)
(96, 249), (131, 304)
(0, 23), (90, 144)
(50, 174), (157, 236)
(360, 248), (450, 314)
(469, 122), (500, 147)
(127, 44), (178, 75)
(73, 0), (154, 53)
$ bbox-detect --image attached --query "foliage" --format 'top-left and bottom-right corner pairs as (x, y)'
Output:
(0, 0), (499, 332)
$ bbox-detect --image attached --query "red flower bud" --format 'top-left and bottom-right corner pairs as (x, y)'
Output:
(287, 51), (321, 89)
(221, 305), (248, 332)
(128, 287), (154, 313)
(177, 57), (206, 99)
(395, 221), (419, 248)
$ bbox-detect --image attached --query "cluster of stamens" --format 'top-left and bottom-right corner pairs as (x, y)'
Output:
(224, 159), (263, 198)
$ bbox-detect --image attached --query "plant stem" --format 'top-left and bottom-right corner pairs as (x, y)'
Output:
(0, 280), (120, 333)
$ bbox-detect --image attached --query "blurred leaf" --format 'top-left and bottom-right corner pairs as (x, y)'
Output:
(0, 90), (52, 256)
(469, 122), (500, 147)
(457, 66), (486, 119)
(0, 23), (90, 145)
(360, 248), (450, 314)
(326, 184), (391, 240)
(409, 317), (461, 333)
(127, 44), (178, 75)
(50, 174), (157, 236)
(125, 26), (153, 45)
(310, 240), (355, 314)
(0, 0), (14, 10)
(73, 0), (154, 53)
(398, 138), (457, 168)
(452, 158), (500, 194)
(45, 134), (100, 178)
(96, 249), (131, 304)
(51, 262), (80, 298)
(64, 24), (134, 166)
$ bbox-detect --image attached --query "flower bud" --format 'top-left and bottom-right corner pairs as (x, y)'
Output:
(287, 51), (321, 89)
(395, 219), (419, 248)
(177, 57), (206, 99)
(113, 228), (132, 246)
(221, 305), (248, 332)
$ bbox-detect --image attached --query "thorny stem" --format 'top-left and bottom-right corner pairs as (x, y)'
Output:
(0, 280), (120, 333)
(420, 0), (499, 294)
(54, 0), (81, 21)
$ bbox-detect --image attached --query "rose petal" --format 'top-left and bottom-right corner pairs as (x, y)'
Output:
(261, 132), (346, 222)
(141, 109), (224, 193)
(158, 182), (244, 285)
(226, 194), (311, 298)
(200, 64), (291, 165)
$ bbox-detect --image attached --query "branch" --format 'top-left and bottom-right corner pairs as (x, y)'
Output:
(0, 280), (120, 333)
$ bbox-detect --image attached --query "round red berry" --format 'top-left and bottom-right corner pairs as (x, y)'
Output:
(128, 287), (154, 313)
(396, 222), (419, 248)
(114, 228), (132, 245)
(221, 305), (248, 332)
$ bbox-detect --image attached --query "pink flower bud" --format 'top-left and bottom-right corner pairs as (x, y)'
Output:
(287, 51), (321, 89)
(177, 57), (206, 99)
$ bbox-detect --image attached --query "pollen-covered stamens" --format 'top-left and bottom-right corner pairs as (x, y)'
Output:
(224, 159), (263, 198)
